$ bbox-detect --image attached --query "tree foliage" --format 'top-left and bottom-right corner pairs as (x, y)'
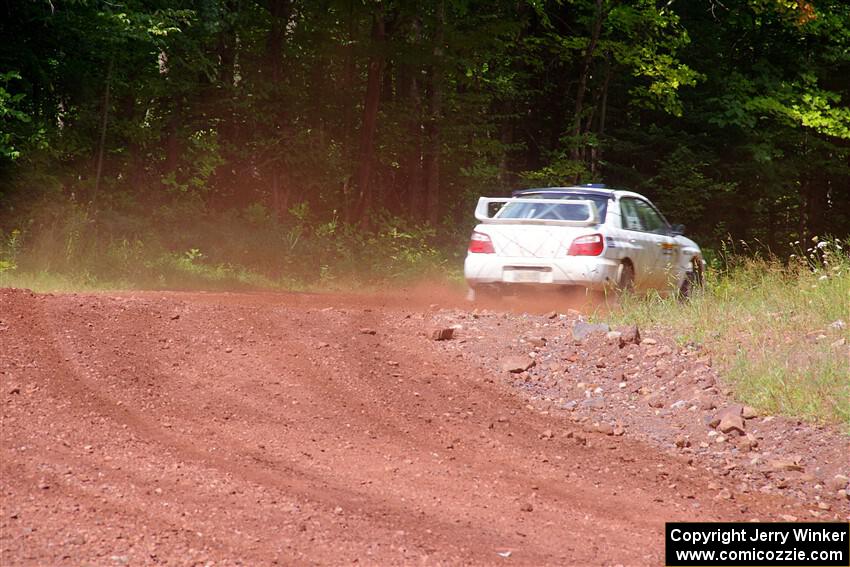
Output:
(1, 0), (848, 263)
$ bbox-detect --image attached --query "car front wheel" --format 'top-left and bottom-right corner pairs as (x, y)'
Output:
(678, 259), (704, 300)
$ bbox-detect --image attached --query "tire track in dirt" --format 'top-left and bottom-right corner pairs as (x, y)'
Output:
(6, 292), (546, 564)
(2, 292), (435, 564)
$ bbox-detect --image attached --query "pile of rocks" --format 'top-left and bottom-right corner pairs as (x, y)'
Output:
(427, 307), (850, 518)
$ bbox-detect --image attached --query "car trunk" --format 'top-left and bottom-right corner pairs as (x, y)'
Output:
(485, 224), (594, 259)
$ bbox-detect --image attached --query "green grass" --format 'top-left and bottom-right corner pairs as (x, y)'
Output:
(606, 240), (850, 426)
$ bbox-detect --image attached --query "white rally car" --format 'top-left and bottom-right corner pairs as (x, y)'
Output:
(464, 185), (705, 299)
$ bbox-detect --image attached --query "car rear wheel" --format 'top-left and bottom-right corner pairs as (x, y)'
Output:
(615, 261), (635, 294)
(467, 285), (503, 302)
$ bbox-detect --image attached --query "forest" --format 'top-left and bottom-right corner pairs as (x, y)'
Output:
(1, 0), (849, 286)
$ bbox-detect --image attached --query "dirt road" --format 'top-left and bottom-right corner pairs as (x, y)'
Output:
(0, 288), (838, 566)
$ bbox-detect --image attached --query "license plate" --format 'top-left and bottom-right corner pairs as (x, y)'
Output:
(505, 270), (542, 283)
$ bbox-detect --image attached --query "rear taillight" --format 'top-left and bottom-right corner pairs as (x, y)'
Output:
(468, 231), (495, 254)
(568, 233), (604, 256)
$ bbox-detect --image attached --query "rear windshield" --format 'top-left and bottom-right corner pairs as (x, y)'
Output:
(504, 192), (609, 222)
(497, 200), (595, 221)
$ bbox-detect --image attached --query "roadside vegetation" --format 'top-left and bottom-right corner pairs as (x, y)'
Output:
(0, 201), (459, 292)
(609, 239), (850, 427)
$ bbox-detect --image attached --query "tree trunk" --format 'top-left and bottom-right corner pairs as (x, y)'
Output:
(424, 0), (445, 226)
(218, 23), (237, 142)
(120, 93), (147, 194)
(342, 0), (357, 147)
(164, 108), (181, 174)
(265, 0), (291, 84)
(766, 200), (777, 253)
(590, 54), (612, 176)
(498, 100), (514, 188)
(570, 0), (604, 177)
(264, 0), (292, 219)
(797, 131), (812, 242)
(211, 1), (239, 209)
(270, 169), (290, 218)
(401, 15), (424, 217)
(92, 55), (114, 206)
(354, 9), (387, 228)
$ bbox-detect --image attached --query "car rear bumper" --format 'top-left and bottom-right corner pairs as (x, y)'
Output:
(464, 254), (620, 290)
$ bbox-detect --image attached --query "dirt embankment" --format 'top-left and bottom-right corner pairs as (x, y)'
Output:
(1, 288), (847, 566)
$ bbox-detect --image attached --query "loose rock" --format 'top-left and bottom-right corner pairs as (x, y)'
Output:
(768, 459), (804, 473)
(595, 422), (614, 436)
(741, 406), (758, 420)
(718, 413), (746, 436)
(827, 475), (849, 492)
(618, 326), (641, 348)
(715, 488), (733, 500)
(572, 322), (610, 341)
(500, 356), (535, 374)
(431, 328), (455, 341)
(646, 395), (665, 409)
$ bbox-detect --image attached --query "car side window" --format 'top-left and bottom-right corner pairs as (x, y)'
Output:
(632, 200), (668, 234)
(619, 198), (644, 232)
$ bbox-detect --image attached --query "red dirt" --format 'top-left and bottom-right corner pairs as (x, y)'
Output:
(0, 288), (841, 566)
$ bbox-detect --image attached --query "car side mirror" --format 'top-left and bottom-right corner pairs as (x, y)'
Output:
(670, 223), (685, 236)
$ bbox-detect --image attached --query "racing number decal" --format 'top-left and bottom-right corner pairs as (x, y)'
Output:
(660, 242), (677, 255)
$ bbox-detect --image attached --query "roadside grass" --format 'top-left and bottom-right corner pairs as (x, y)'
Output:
(0, 270), (132, 293)
(608, 240), (850, 426)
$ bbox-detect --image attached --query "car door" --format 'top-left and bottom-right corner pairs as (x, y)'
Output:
(630, 198), (678, 290)
(617, 197), (657, 290)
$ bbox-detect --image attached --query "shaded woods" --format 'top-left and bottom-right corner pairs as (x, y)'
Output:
(1, 0), (849, 285)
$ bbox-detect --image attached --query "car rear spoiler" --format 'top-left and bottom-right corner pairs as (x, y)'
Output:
(474, 197), (600, 226)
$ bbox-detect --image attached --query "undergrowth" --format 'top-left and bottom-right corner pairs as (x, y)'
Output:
(0, 199), (461, 292)
(609, 238), (850, 426)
